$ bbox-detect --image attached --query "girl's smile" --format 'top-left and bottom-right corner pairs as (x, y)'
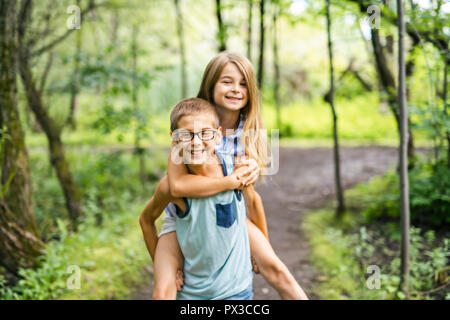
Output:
(213, 62), (248, 112)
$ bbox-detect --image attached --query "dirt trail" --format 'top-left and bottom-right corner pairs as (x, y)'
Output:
(135, 146), (400, 300)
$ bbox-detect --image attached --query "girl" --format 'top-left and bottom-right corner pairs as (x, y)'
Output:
(139, 52), (308, 300)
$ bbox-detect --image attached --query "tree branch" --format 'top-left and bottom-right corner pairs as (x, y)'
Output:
(39, 51), (54, 93)
(349, 0), (448, 53)
(30, 0), (105, 57)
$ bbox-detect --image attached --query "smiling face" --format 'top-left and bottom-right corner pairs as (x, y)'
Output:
(213, 62), (249, 113)
(172, 113), (221, 165)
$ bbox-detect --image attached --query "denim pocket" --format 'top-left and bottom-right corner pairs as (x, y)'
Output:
(215, 201), (237, 228)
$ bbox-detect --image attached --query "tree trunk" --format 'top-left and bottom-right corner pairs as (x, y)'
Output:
(272, 3), (281, 132)
(174, 0), (188, 98)
(326, 0), (345, 217)
(110, 8), (119, 46)
(397, 0), (410, 299)
(444, 55), (449, 168)
(257, 0), (265, 90)
(67, 0), (82, 130)
(247, 0), (253, 60)
(19, 61), (83, 229)
(370, 28), (415, 165)
(17, 0), (83, 230)
(215, 0), (226, 52)
(0, 0), (44, 275)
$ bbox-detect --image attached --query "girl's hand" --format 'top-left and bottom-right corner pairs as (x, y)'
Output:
(228, 165), (250, 190)
(176, 270), (184, 291)
(236, 157), (260, 186)
(251, 256), (259, 274)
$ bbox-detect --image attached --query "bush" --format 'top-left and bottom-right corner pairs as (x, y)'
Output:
(0, 192), (152, 300)
(362, 159), (450, 228)
(352, 226), (449, 300)
(305, 190), (449, 300)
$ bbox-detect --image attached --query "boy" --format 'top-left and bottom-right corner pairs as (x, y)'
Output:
(141, 98), (253, 299)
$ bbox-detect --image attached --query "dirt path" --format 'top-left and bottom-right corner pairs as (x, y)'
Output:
(135, 146), (400, 300)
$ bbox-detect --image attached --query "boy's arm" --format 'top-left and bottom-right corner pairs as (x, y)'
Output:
(168, 154), (248, 198)
(139, 198), (164, 261)
(243, 185), (269, 240)
(139, 177), (175, 261)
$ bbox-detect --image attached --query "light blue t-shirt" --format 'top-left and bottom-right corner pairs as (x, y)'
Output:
(174, 152), (252, 300)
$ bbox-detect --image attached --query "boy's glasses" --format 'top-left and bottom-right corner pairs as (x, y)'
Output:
(175, 129), (217, 142)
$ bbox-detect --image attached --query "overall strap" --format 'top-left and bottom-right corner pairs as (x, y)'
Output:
(216, 152), (242, 201)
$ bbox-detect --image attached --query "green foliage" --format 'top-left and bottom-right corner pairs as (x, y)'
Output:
(0, 197), (153, 300)
(262, 93), (404, 143)
(303, 209), (377, 300)
(29, 148), (166, 241)
(304, 176), (449, 300)
(352, 226), (449, 300)
(360, 158), (450, 227)
(1, 149), (167, 300)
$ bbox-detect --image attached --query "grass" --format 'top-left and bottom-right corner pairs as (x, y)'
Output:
(56, 199), (153, 300)
(60, 199), (166, 300)
(303, 208), (383, 300)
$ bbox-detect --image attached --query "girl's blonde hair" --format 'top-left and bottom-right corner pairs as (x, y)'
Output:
(197, 52), (268, 171)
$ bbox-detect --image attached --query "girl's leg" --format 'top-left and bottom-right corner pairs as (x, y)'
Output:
(246, 219), (309, 300)
(152, 231), (184, 300)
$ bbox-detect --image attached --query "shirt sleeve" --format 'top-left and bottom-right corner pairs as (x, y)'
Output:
(158, 203), (177, 238)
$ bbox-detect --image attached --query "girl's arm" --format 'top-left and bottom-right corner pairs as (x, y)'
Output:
(243, 185), (269, 239)
(236, 156), (268, 238)
(167, 154), (250, 198)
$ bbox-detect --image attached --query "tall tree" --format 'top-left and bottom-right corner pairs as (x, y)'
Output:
(272, 0), (281, 131)
(325, 0), (345, 217)
(215, 0), (226, 52)
(0, 0), (44, 274)
(397, 0), (410, 299)
(444, 55), (449, 168)
(67, 0), (82, 130)
(17, 0), (92, 230)
(110, 8), (119, 46)
(370, 27), (416, 163)
(257, 0), (266, 89)
(174, 0), (188, 98)
(247, 0), (254, 60)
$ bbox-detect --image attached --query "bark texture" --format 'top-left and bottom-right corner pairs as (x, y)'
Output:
(0, 0), (44, 274)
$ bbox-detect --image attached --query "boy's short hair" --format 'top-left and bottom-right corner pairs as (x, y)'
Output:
(170, 98), (219, 132)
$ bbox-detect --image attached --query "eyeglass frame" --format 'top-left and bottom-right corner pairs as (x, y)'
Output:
(173, 129), (218, 142)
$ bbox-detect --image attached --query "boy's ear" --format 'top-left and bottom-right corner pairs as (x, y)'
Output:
(170, 131), (178, 146)
(215, 127), (223, 143)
